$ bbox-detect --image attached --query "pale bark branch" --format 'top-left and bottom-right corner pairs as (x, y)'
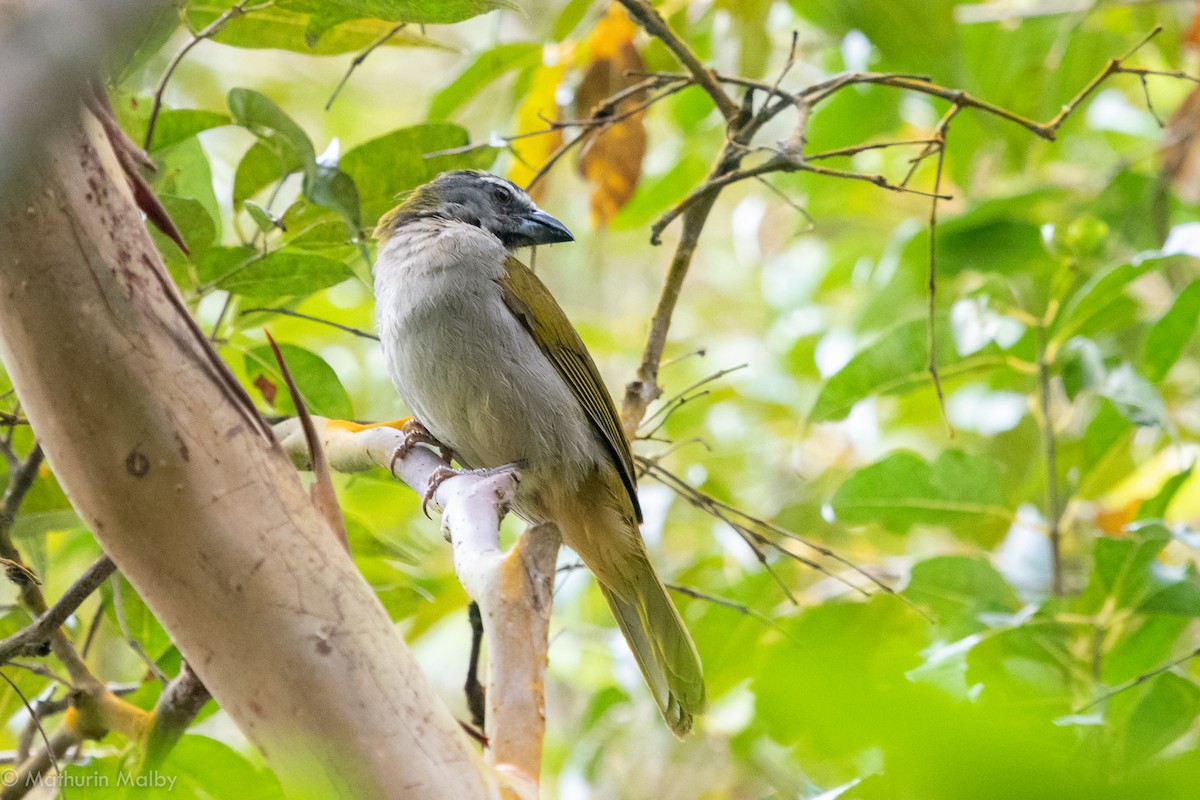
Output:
(0, 110), (495, 798)
(274, 418), (557, 800)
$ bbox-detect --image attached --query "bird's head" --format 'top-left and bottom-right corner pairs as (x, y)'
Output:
(374, 170), (574, 250)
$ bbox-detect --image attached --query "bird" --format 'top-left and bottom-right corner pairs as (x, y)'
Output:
(372, 169), (705, 735)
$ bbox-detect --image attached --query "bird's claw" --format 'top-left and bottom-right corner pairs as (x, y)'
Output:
(420, 463), (521, 520)
(422, 465), (458, 519)
(388, 418), (441, 474)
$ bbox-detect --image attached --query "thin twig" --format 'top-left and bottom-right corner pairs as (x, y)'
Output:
(325, 22), (407, 111)
(0, 671), (61, 799)
(614, 0), (738, 120)
(0, 556), (116, 666)
(926, 114), (956, 438)
(1076, 644), (1200, 712)
(650, 156), (951, 245)
(240, 307), (379, 340)
(109, 574), (168, 684)
(1037, 325), (1064, 595)
(144, 0), (274, 150)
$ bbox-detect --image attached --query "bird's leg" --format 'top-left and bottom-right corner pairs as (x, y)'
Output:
(421, 463), (521, 520)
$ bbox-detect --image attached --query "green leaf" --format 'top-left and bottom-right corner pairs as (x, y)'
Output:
(1136, 467), (1193, 521)
(234, 140), (293, 208)
(1085, 524), (1171, 610)
(245, 200), (282, 233)
(100, 575), (174, 662)
(903, 556), (1020, 637)
(965, 621), (1072, 707)
(280, 202), (356, 250)
(1052, 256), (1172, 347)
(1122, 672), (1200, 766)
(810, 315), (1009, 423)
(152, 195), (218, 261)
(228, 87), (316, 181)
(429, 43), (542, 120)
(902, 193), (1065, 277)
(198, 245), (258, 285)
(154, 137), (221, 236)
(831, 450), (1013, 543)
(246, 343), (354, 419)
(1058, 338), (1105, 399)
(276, 0), (513, 45)
(341, 123), (498, 226)
(1140, 573), (1200, 617)
(148, 109), (230, 152)
(217, 251), (353, 299)
(1142, 278), (1200, 383)
(1100, 363), (1166, 428)
(306, 163), (361, 226)
(188, 2), (449, 54)
(787, 0), (961, 78)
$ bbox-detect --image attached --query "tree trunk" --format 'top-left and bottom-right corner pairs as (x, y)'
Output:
(0, 110), (494, 798)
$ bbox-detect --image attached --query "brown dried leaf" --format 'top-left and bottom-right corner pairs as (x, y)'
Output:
(253, 373), (278, 406)
(575, 5), (647, 226)
(1162, 86), (1200, 202)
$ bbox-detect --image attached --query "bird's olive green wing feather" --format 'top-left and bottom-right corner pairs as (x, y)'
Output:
(497, 255), (642, 522)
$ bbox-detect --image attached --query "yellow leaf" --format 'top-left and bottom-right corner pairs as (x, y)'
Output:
(508, 49), (568, 202)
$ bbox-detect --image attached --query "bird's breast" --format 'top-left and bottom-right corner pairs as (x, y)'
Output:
(375, 228), (601, 497)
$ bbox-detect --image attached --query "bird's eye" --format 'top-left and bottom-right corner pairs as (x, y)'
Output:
(493, 186), (513, 205)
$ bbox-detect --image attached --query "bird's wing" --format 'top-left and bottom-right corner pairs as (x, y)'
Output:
(496, 255), (643, 522)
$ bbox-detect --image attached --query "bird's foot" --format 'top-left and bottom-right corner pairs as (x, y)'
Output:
(421, 463), (521, 520)
(388, 418), (444, 474)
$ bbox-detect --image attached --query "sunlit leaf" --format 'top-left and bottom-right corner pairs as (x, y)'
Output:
(430, 42), (542, 121)
(245, 342), (354, 419)
(507, 55), (569, 198)
(187, 1), (451, 54)
(831, 450), (1013, 542)
(1142, 278), (1200, 382)
(903, 556), (1019, 637)
(341, 123), (498, 226)
(216, 251), (353, 299)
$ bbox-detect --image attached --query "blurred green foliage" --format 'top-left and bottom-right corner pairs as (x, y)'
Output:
(2, 0), (1200, 798)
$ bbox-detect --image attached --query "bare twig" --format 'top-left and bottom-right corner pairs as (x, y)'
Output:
(326, 22), (407, 111)
(0, 556), (116, 666)
(1077, 644), (1200, 712)
(144, 0), (275, 150)
(1036, 326), (1064, 596)
(926, 114), (956, 438)
(649, 155), (951, 245)
(240, 307), (380, 340)
(0, 671), (61, 800)
(614, 0), (738, 120)
(666, 583), (799, 641)
(109, 574), (168, 684)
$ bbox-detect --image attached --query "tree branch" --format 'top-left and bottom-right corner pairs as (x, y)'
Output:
(273, 417), (554, 799)
(0, 556), (116, 665)
(613, 0), (738, 120)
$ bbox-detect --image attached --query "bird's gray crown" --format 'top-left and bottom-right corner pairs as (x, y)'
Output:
(375, 170), (574, 250)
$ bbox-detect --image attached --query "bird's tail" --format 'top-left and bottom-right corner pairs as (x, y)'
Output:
(598, 561), (707, 736)
(562, 483), (706, 736)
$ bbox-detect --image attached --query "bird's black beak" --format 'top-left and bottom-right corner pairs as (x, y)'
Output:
(516, 208), (575, 246)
